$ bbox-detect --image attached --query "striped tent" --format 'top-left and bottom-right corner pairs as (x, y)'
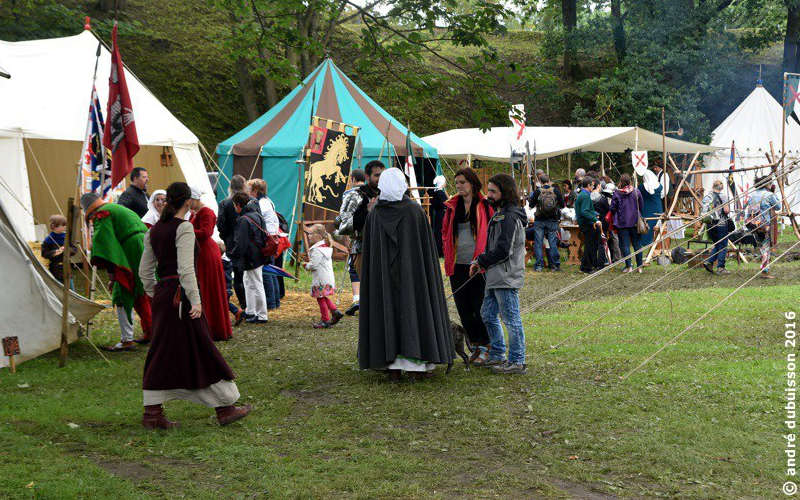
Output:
(216, 59), (440, 239)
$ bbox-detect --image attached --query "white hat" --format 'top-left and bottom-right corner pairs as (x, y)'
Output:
(602, 182), (616, 195)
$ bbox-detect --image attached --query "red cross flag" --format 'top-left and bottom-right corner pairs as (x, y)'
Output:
(632, 150), (648, 175)
(103, 23), (139, 187)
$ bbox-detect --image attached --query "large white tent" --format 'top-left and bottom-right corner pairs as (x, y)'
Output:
(702, 85), (800, 213)
(0, 196), (103, 369)
(0, 29), (216, 242)
(422, 126), (719, 162)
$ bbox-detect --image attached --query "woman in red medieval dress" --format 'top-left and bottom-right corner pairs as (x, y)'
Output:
(189, 187), (233, 341)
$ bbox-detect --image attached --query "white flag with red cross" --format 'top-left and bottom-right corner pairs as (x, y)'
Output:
(632, 150), (648, 175)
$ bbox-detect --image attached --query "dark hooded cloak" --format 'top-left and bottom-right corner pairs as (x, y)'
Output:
(358, 196), (453, 370)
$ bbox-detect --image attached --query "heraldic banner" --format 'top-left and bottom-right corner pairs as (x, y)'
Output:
(304, 117), (358, 212)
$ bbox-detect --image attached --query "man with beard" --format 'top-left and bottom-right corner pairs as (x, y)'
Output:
(470, 173), (528, 375)
(335, 160), (384, 315)
(358, 168), (453, 381)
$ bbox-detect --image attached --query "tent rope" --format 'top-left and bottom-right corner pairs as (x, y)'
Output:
(551, 192), (800, 350)
(515, 162), (799, 316)
(23, 136), (64, 216)
(621, 236), (800, 380)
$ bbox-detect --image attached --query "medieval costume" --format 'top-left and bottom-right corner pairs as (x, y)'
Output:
(191, 204), (233, 341)
(358, 168), (453, 377)
(638, 170), (663, 247)
(81, 194), (152, 349)
(141, 189), (166, 228)
(139, 215), (249, 428)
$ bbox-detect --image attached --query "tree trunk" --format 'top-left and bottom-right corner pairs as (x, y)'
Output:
(98, 0), (127, 13)
(784, 1), (800, 75)
(264, 76), (278, 108)
(561, 0), (578, 79)
(611, 0), (626, 63)
(235, 57), (259, 122)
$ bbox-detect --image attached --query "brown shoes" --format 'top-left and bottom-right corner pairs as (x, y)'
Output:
(215, 404), (252, 426)
(142, 404), (179, 430)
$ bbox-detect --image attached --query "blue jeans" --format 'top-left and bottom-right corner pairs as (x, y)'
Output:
(262, 263), (281, 310)
(707, 223), (729, 268)
(617, 227), (642, 269)
(481, 288), (526, 365)
(533, 219), (560, 270)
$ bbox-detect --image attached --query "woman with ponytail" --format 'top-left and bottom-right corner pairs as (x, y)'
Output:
(138, 182), (251, 429)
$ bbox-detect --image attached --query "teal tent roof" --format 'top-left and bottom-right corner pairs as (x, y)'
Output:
(216, 59), (438, 161)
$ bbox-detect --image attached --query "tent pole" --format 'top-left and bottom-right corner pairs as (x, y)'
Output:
(546, 157), (549, 178)
(59, 198), (75, 368)
(567, 153), (571, 180)
(600, 153), (605, 178)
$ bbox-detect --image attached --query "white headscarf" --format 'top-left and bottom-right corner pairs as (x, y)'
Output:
(642, 169), (659, 195)
(433, 175), (446, 191)
(378, 168), (408, 202)
(190, 185), (205, 200)
(141, 189), (166, 226)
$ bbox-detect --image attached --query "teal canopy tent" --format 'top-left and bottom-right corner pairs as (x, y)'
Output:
(216, 59), (440, 241)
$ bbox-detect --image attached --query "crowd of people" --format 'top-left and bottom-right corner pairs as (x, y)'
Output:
(35, 156), (783, 429)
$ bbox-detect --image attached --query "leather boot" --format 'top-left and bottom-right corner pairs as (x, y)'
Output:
(142, 404), (179, 430)
(215, 404), (252, 426)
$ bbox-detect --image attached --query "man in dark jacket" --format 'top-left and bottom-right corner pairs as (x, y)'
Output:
(117, 167), (149, 218)
(470, 173), (527, 375)
(575, 177), (602, 273)
(528, 173), (564, 271)
(230, 192), (268, 323)
(217, 175), (248, 310)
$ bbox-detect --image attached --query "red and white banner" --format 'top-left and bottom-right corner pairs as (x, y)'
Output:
(103, 23), (139, 187)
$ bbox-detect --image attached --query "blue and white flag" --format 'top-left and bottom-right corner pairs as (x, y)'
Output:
(80, 86), (113, 199)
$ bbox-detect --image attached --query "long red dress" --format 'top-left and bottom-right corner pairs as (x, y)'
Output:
(190, 207), (232, 341)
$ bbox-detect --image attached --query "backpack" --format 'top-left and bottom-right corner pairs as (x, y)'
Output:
(243, 215), (291, 258)
(537, 186), (558, 218)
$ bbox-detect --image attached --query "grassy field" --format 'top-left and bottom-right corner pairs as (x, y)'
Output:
(1, 241), (799, 498)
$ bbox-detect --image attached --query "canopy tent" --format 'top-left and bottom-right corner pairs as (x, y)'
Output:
(0, 196), (104, 369)
(702, 85), (800, 212)
(0, 30), (216, 242)
(216, 58), (440, 240)
(422, 126), (718, 162)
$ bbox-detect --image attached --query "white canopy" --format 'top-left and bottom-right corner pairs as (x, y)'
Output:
(0, 30), (216, 241)
(422, 126), (719, 162)
(702, 85), (800, 212)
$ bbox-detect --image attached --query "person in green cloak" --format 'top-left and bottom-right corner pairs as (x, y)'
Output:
(81, 192), (153, 351)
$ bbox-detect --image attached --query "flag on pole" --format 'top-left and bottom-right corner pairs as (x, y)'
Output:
(727, 140), (741, 215)
(103, 23), (139, 187)
(80, 86), (113, 198)
(784, 74), (800, 121)
(404, 125), (420, 202)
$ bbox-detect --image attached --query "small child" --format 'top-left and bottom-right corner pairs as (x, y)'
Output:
(305, 224), (343, 329)
(41, 214), (74, 284)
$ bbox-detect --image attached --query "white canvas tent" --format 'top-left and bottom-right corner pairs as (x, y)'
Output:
(702, 85), (800, 213)
(0, 30), (217, 242)
(0, 196), (104, 369)
(422, 126), (719, 162)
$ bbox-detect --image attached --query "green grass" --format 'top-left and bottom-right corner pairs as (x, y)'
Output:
(1, 254), (799, 498)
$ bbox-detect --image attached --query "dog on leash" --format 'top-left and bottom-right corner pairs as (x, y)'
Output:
(447, 322), (471, 374)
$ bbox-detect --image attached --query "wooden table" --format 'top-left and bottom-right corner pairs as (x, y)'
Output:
(560, 223), (583, 266)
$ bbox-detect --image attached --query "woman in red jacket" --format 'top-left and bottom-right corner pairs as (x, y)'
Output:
(441, 167), (494, 365)
(189, 188), (233, 341)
